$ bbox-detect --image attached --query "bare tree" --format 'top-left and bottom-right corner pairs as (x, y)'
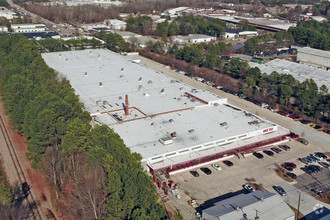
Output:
(70, 164), (107, 220)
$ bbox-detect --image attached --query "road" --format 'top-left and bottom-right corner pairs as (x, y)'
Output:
(6, 0), (74, 36)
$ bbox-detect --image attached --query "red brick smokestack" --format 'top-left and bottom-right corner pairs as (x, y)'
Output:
(125, 95), (129, 115)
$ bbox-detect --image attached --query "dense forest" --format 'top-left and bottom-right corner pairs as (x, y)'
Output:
(0, 0), (9, 7)
(289, 20), (330, 50)
(0, 35), (166, 219)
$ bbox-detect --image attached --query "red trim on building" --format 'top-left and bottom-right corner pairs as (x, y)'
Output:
(185, 92), (209, 104)
(150, 132), (290, 172)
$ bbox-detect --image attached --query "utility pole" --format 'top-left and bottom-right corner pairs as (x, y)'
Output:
(296, 192), (301, 220)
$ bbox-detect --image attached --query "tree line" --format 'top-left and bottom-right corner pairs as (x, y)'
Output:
(289, 20), (330, 50)
(0, 0), (8, 7)
(0, 35), (166, 219)
(146, 39), (330, 124)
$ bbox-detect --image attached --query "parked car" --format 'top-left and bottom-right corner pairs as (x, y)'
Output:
(297, 138), (309, 145)
(318, 161), (330, 169)
(290, 132), (299, 139)
(190, 171), (200, 177)
(271, 147), (282, 154)
(307, 154), (319, 162)
(286, 173), (297, 179)
(223, 160), (233, 167)
(273, 185), (286, 196)
(263, 150), (274, 156)
(322, 129), (330, 135)
(299, 157), (312, 165)
(253, 152), (264, 159)
(292, 115), (300, 120)
(211, 164), (222, 171)
(200, 167), (212, 175)
(311, 188), (324, 196)
(279, 145), (291, 151)
(284, 162), (296, 169)
(314, 152), (327, 160)
(289, 114), (297, 119)
(303, 165), (322, 174)
(310, 124), (322, 130)
(282, 164), (293, 171)
(243, 184), (255, 193)
(300, 119), (311, 124)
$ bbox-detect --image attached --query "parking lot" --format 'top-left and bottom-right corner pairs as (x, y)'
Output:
(126, 54), (330, 220)
(160, 139), (330, 219)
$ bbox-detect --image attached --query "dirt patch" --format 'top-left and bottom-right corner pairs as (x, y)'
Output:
(308, 191), (330, 205)
(275, 167), (294, 182)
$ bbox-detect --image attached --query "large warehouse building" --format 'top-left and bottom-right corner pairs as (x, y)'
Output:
(296, 47), (330, 71)
(42, 49), (289, 175)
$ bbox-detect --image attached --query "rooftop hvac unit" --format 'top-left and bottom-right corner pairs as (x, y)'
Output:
(138, 85), (143, 91)
(148, 80), (153, 84)
(171, 132), (177, 138)
(138, 77), (142, 82)
(121, 67), (124, 72)
(159, 137), (173, 146)
(89, 51), (92, 55)
(120, 75), (124, 78)
(98, 54), (100, 60)
(160, 88), (165, 94)
(84, 72), (88, 76)
(188, 129), (195, 133)
(99, 82), (103, 87)
(65, 58), (68, 62)
(59, 53), (62, 57)
(118, 96), (122, 100)
(220, 122), (228, 127)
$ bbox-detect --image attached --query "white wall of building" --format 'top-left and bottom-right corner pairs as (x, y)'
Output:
(11, 24), (46, 33)
(0, 26), (8, 32)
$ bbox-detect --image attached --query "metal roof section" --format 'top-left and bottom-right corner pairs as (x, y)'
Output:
(297, 46), (330, 59)
(42, 49), (289, 170)
(202, 190), (295, 220)
(249, 59), (330, 90)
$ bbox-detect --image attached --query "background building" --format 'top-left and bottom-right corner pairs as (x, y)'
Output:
(11, 24), (47, 33)
(0, 7), (16, 20)
(249, 59), (330, 90)
(0, 26), (8, 33)
(104, 19), (127, 30)
(172, 34), (217, 44)
(296, 47), (330, 71)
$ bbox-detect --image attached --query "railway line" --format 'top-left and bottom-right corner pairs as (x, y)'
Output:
(0, 115), (43, 220)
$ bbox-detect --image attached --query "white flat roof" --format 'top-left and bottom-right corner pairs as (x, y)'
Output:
(42, 49), (289, 169)
(249, 59), (330, 90)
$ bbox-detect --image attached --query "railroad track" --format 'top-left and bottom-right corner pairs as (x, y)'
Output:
(0, 115), (43, 220)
